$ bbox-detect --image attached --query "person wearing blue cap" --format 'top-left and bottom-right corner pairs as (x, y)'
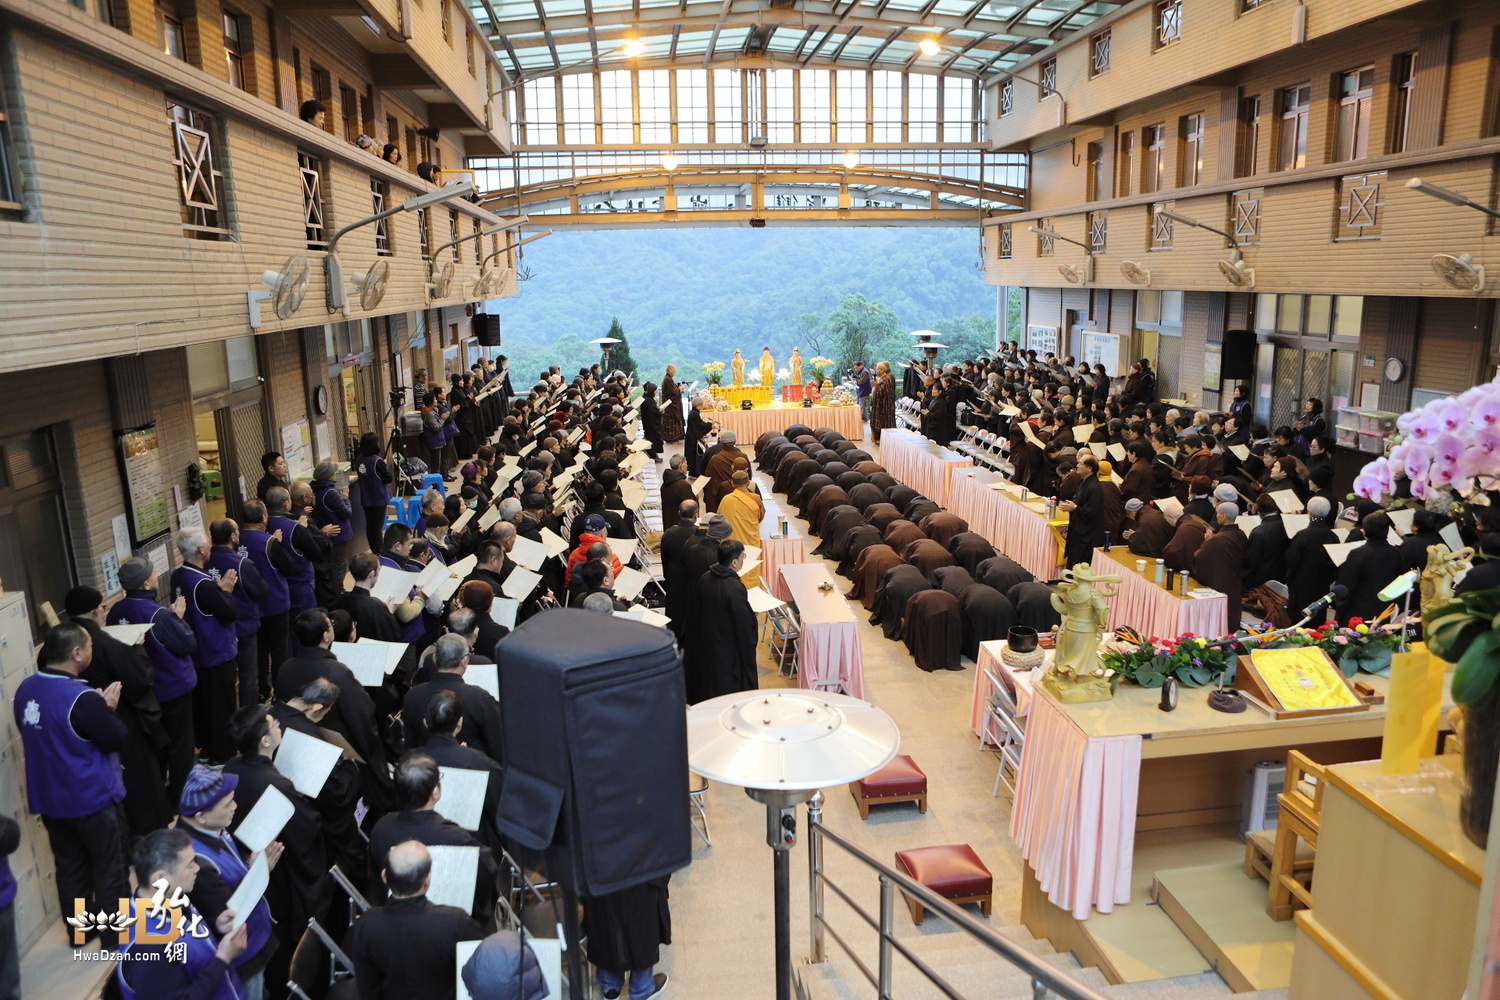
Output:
(177, 764), (280, 1000)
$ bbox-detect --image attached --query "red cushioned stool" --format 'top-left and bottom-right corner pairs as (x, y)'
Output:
(894, 844), (993, 925)
(849, 755), (928, 819)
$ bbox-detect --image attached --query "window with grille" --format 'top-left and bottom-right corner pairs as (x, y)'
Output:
(1090, 31), (1110, 77)
(439, 0), (452, 44)
(466, 30), (476, 76)
(1086, 141), (1105, 201)
(223, 12), (248, 90)
(340, 84), (359, 143)
(299, 152), (326, 249)
(800, 70), (832, 143)
(1335, 66), (1374, 161)
(999, 224), (1012, 259)
(1037, 219), (1054, 257)
(678, 68), (709, 144)
(1236, 95), (1261, 178)
(640, 69), (673, 143)
(1156, 0), (1182, 48)
(1337, 171), (1385, 241)
(448, 208), (460, 261)
(1142, 124), (1165, 194)
(168, 102), (231, 239)
(1241, 0), (1266, 9)
(999, 79), (1014, 118)
(522, 78), (558, 145)
(1088, 211), (1107, 254)
(1278, 83), (1311, 170)
(562, 73), (597, 145)
(835, 70), (865, 143)
(418, 207), (431, 260)
(0, 69), (18, 210)
(1233, 189), (1262, 246)
(1040, 58), (1057, 98)
(371, 178), (391, 255)
(714, 69), (744, 144)
(1116, 131), (1133, 198)
(159, 5), (186, 61)
(1180, 113), (1203, 186)
(311, 65), (333, 133)
(1392, 53), (1416, 154)
(1151, 203), (1173, 250)
(942, 77), (973, 142)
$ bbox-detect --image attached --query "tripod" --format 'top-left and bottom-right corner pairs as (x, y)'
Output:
(385, 389), (419, 498)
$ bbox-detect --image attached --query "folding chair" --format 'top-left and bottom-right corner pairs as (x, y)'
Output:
(688, 770), (712, 847)
(286, 919), (357, 1000)
(767, 605), (801, 677)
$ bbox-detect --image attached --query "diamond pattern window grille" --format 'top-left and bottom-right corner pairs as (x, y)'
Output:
(168, 103), (230, 238)
(1089, 211), (1107, 254)
(1337, 171), (1385, 240)
(1091, 31), (1111, 77)
(999, 80), (1014, 117)
(370, 177), (391, 255)
(418, 208), (431, 260)
(1037, 220), (1054, 257)
(1151, 204), (1173, 250)
(1156, 0), (1182, 48)
(1040, 59), (1057, 98)
(299, 152), (326, 250)
(1233, 190), (1262, 245)
(999, 224), (1012, 259)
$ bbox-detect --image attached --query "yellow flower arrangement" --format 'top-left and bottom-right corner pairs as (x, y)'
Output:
(703, 360), (727, 385)
(806, 356), (836, 384)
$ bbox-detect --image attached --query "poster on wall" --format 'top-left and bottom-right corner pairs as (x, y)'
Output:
(1026, 325), (1058, 357)
(280, 420), (312, 480)
(1202, 343), (1222, 391)
(117, 425), (170, 546)
(1079, 330), (1124, 376)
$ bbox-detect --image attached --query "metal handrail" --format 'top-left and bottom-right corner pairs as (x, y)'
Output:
(805, 793), (1112, 1000)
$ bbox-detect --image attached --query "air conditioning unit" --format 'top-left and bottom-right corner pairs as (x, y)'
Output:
(1240, 759), (1285, 838)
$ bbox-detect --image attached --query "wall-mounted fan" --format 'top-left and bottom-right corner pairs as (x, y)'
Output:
(1432, 253), (1485, 292)
(247, 254), (310, 328)
(353, 259), (391, 311)
(1120, 260), (1151, 286)
(1217, 249), (1255, 288)
(1058, 258), (1093, 285)
(428, 261), (456, 300)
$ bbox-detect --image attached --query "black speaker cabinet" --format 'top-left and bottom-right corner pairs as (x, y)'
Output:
(1221, 329), (1256, 381)
(473, 314), (501, 346)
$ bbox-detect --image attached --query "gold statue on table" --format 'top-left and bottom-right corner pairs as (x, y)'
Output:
(789, 347), (803, 386)
(731, 349), (745, 387)
(1039, 563), (1122, 704)
(760, 347), (774, 387)
(1420, 542), (1474, 616)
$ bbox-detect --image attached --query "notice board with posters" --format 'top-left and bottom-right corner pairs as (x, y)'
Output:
(117, 424), (170, 546)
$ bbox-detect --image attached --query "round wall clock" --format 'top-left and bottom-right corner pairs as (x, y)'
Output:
(1384, 357), (1406, 383)
(313, 384), (330, 414)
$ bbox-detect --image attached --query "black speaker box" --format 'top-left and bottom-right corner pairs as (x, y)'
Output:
(473, 313), (501, 346)
(1221, 329), (1256, 381)
(495, 609), (691, 896)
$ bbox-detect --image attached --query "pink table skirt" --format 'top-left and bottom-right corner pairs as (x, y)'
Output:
(715, 403), (863, 443)
(970, 641), (1043, 741)
(947, 471), (1059, 581)
(1009, 693), (1142, 920)
(762, 534), (806, 603)
(1088, 552), (1228, 641)
(878, 430), (972, 507)
(797, 619), (865, 700)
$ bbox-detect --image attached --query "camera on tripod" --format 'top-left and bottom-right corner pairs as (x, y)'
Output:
(390, 386), (410, 409)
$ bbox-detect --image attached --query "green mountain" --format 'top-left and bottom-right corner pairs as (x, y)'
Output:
(491, 227), (996, 381)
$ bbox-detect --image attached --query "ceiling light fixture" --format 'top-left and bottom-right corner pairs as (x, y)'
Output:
(661, 153), (678, 172)
(622, 38), (645, 57)
(919, 37), (941, 56)
(842, 151), (860, 169)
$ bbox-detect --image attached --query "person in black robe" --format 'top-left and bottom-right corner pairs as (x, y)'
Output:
(1283, 497), (1341, 623)
(277, 609), (397, 820)
(334, 552), (407, 643)
(948, 532), (996, 576)
(902, 590), (963, 671)
(679, 518), (733, 701)
(403, 634), (506, 763)
(660, 501), (705, 645)
(224, 705), (328, 994)
(975, 555), (1033, 596)
(839, 525), (885, 577)
(418, 691), (507, 857)
(1008, 581), (1062, 632)
(583, 877), (672, 1000)
(64, 587), (170, 836)
(920, 384), (956, 444)
(931, 566), (978, 601)
(871, 565), (931, 640)
(1061, 455), (1104, 570)
(813, 507), (864, 559)
(685, 398), (714, 476)
(694, 541), (759, 700)
(959, 585), (1016, 660)
(1336, 511), (1408, 624)
(660, 459), (695, 517)
(639, 382), (665, 459)
(1242, 500), (1289, 591)
(1194, 504), (1249, 629)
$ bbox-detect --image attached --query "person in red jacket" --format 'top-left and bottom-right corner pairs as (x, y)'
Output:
(565, 514), (622, 587)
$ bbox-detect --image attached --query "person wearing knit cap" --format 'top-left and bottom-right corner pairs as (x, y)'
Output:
(107, 557), (200, 810)
(176, 764), (280, 997)
(1123, 497), (1172, 559)
(64, 585), (169, 835)
(1194, 502), (1248, 628)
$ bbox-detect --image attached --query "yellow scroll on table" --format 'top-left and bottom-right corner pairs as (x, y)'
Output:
(1248, 648), (1362, 712)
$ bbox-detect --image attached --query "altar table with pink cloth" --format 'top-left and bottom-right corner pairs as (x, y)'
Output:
(714, 402), (863, 443)
(1089, 549), (1228, 642)
(969, 640), (1047, 743)
(761, 533), (806, 603)
(947, 467), (1060, 580)
(877, 430), (973, 507)
(780, 563), (866, 699)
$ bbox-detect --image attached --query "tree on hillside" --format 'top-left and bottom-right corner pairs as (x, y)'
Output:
(794, 312), (827, 360)
(826, 294), (901, 374)
(604, 316), (638, 377)
(931, 315), (999, 367)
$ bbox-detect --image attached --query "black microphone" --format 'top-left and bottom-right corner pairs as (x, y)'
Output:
(1300, 584), (1349, 620)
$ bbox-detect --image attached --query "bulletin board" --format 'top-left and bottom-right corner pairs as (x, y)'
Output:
(116, 425), (170, 546)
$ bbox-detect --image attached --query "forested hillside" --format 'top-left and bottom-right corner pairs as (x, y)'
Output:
(490, 227), (997, 382)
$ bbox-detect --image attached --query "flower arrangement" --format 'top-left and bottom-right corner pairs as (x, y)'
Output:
(703, 360), (727, 386)
(822, 387), (856, 407)
(806, 356), (836, 385)
(1101, 632), (1229, 687)
(1352, 373), (1500, 503)
(1245, 618), (1404, 677)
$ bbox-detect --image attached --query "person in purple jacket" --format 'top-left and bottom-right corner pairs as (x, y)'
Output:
(355, 432), (393, 556)
(207, 519), (266, 712)
(311, 462), (353, 608)
(237, 501), (293, 702)
(172, 528), (240, 765)
(0, 813), (19, 1000)
(108, 557), (199, 808)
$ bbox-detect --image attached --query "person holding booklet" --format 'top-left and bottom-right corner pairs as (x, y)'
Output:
(419, 691), (506, 856)
(403, 635), (506, 763)
(176, 765), (280, 1000)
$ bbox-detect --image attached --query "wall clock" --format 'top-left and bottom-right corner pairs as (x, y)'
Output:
(1384, 357), (1406, 383)
(313, 384), (330, 415)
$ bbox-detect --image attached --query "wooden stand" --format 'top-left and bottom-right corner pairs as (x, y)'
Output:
(1234, 652), (1376, 721)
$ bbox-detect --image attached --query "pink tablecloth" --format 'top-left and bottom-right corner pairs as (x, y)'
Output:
(1009, 692), (1142, 920)
(1089, 551), (1228, 641)
(878, 430), (973, 507)
(762, 534), (806, 603)
(970, 641), (1047, 742)
(947, 468), (1060, 580)
(715, 403), (863, 443)
(780, 563), (866, 699)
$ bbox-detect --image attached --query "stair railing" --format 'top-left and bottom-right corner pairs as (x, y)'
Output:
(805, 792), (1112, 1000)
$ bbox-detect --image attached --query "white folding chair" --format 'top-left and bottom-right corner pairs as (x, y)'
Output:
(768, 605), (801, 677)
